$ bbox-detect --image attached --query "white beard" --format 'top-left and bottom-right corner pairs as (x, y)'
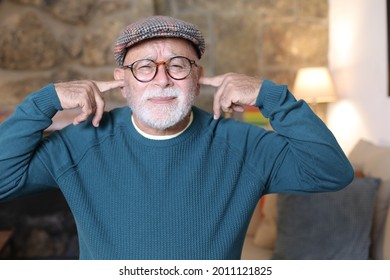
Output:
(125, 86), (196, 131)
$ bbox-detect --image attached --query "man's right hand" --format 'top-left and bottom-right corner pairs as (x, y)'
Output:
(54, 80), (124, 127)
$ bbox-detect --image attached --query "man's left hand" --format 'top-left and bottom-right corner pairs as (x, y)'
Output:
(199, 73), (262, 119)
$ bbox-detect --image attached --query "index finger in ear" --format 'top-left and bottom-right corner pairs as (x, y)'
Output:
(199, 75), (226, 87)
(95, 80), (125, 93)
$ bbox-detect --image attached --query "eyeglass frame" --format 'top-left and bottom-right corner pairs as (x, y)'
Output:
(122, 55), (198, 83)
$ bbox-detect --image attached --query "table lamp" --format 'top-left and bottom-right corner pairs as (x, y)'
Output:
(293, 67), (337, 120)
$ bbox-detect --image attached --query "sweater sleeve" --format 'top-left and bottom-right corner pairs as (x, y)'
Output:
(0, 84), (61, 199)
(254, 80), (354, 194)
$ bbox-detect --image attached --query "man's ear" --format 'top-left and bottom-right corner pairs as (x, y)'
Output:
(114, 68), (126, 98)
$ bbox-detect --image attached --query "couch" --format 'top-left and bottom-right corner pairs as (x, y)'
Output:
(241, 139), (390, 260)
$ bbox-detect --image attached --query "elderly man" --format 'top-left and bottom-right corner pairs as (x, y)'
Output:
(0, 16), (353, 259)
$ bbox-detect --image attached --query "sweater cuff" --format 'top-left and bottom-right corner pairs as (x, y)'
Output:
(255, 80), (287, 118)
(28, 83), (63, 118)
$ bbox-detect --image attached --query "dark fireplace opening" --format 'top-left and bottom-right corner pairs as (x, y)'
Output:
(0, 189), (79, 259)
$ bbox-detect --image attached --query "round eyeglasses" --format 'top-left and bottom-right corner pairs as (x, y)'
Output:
(123, 56), (198, 83)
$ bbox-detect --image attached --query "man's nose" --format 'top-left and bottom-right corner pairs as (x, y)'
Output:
(153, 63), (173, 88)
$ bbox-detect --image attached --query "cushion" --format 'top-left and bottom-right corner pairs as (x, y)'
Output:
(253, 194), (278, 249)
(348, 139), (390, 259)
(370, 180), (390, 259)
(348, 139), (390, 181)
(272, 177), (380, 260)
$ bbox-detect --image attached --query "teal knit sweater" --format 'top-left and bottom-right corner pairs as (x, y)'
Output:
(0, 80), (353, 259)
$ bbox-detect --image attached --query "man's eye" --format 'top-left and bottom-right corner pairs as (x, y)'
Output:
(170, 64), (185, 71)
(172, 65), (184, 69)
(137, 65), (154, 72)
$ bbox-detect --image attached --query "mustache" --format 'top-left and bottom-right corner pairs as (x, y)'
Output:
(141, 87), (181, 100)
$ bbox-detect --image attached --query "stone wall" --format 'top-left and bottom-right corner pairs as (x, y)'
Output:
(0, 0), (329, 114)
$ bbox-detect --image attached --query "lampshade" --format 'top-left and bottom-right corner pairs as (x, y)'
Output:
(293, 67), (337, 103)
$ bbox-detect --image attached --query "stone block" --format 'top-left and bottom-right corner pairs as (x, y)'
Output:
(0, 11), (61, 70)
(60, 31), (83, 59)
(50, 0), (95, 24)
(14, 0), (95, 24)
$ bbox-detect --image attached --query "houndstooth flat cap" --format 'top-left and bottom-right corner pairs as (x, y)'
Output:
(113, 16), (206, 66)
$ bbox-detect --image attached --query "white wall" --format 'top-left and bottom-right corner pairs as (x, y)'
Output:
(328, 0), (390, 154)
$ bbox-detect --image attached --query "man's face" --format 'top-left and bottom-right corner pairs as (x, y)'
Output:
(115, 38), (202, 133)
